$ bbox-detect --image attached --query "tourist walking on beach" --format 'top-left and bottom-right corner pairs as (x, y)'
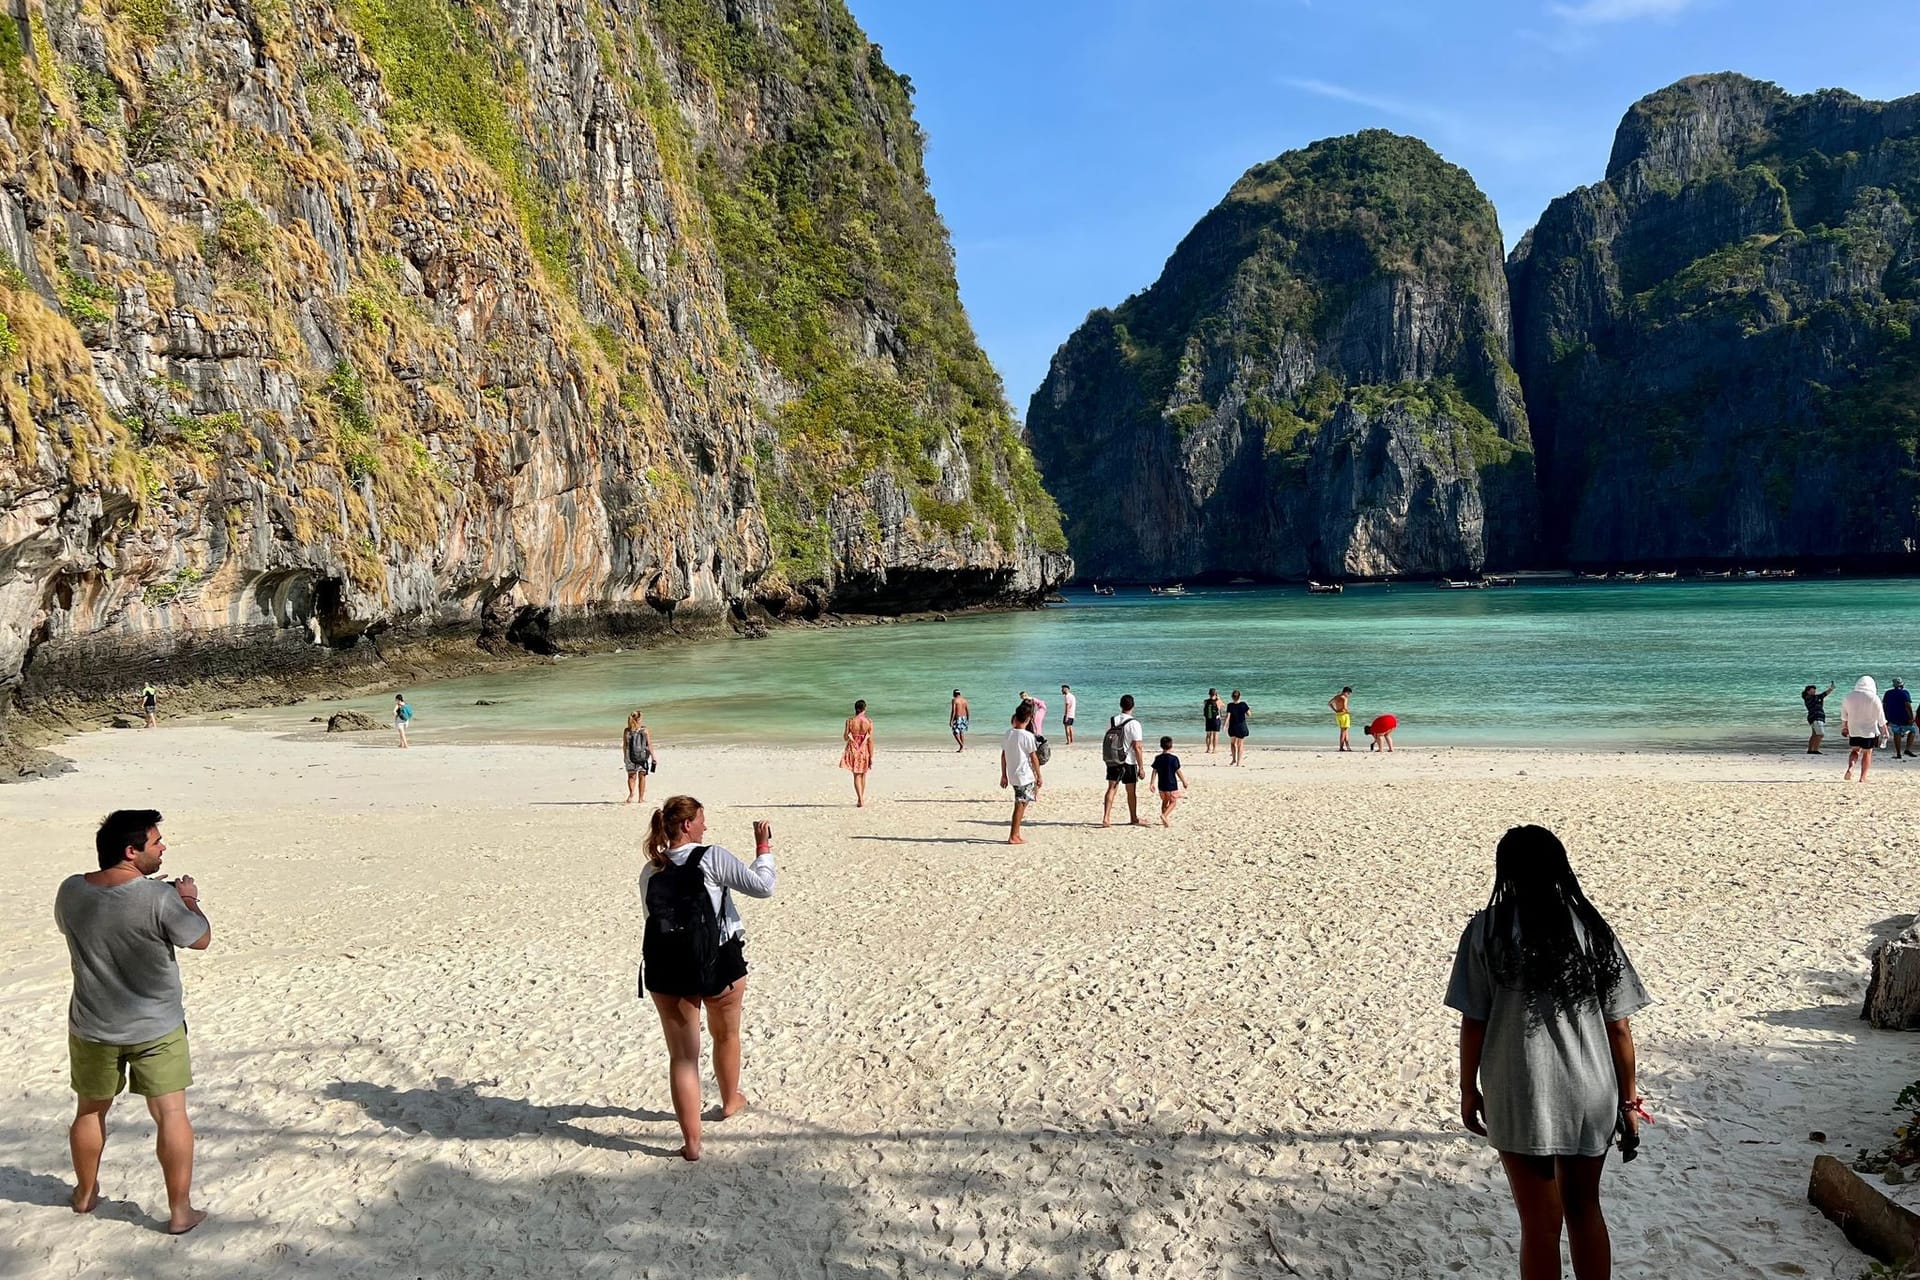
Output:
(1203, 688), (1223, 754)
(1842, 677), (1888, 783)
(55, 809), (211, 1233)
(840, 700), (874, 807)
(1060, 685), (1077, 745)
(1330, 687), (1353, 752)
(623, 710), (656, 803)
(1365, 713), (1398, 752)
(1447, 824), (1651, 1280)
(1149, 736), (1188, 826)
(1000, 703), (1042, 844)
(950, 690), (969, 753)
(1226, 690), (1251, 765)
(141, 684), (157, 730)
(640, 797), (776, 1161)
(393, 693), (412, 749)
(1802, 681), (1835, 753)
(1101, 694), (1148, 827)
(1885, 678), (1916, 759)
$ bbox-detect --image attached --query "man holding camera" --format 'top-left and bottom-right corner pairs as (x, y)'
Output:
(53, 809), (211, 1233)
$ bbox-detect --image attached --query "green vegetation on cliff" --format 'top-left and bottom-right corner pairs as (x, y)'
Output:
(1515, 73), (1920, 560)
(643, 0), (1063, 581)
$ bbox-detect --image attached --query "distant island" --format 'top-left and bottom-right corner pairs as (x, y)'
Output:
(1029, 74), (1920, 583)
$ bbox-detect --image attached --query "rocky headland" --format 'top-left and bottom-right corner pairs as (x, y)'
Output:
(1027, 132), (1534, 582)
(0, 0), (1068, 767)
(1031, 75), (1920, 582)
(1510, 73), (1920, 566)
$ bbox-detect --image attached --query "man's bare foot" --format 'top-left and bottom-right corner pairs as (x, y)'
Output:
(1130, 819), (1151, 826)
(71, 1187), (100, 1215)
(677, 1143), (701, 1162)
(167, 1208), (208, 1235)
(721, 1096), (749, 1119)
(1006, 835), (1025, 844)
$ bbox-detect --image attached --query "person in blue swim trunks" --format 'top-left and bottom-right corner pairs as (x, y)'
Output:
(949, 690), (970, 753)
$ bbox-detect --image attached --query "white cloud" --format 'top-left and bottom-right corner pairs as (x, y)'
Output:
(1548, 0), (1698, 23)
(1275, 77), (1454, 130)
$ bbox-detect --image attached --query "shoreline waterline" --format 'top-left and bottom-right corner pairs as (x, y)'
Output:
(224, 578), (1920, 755)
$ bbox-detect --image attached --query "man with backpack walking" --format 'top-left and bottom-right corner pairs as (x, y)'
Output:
(1101, 695), (1149, 827)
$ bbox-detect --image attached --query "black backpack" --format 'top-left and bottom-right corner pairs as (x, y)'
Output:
(641, 846), (727, 995)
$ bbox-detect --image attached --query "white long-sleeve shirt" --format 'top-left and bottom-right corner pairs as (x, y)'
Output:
(638, 842), (776, 943)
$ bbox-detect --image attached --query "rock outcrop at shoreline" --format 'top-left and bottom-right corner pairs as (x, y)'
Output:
(0, 0), (1067, 751)
(1026, 131), (1535, 582)
(1510, 74), (1920, 567)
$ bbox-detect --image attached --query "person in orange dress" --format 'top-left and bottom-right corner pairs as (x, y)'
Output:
(839, 699), (874, 807)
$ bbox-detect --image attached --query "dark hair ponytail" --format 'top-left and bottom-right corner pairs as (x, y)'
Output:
(646, 796), (702, 868)
(1484, 825), (1625, 1024)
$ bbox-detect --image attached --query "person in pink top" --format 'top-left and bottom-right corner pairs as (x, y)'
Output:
(1020, 691), (1047, 737)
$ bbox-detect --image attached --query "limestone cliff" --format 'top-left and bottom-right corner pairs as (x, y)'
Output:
(1510, 74), (1920, 565)
(0, 0), (1066, 741)
(1026, 131), (1534, 582)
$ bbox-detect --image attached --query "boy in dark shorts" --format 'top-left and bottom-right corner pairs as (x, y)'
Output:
(1149, 736), (1187, 826)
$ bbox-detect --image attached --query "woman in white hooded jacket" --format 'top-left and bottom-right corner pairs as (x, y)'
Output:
(1841, 676), (1889, 783)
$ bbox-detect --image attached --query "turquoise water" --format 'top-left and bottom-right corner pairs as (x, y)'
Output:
(249, 579), (1920, 751)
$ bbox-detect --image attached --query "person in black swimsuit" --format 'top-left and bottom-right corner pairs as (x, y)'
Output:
(1203, 689), (1223, 755)
(1225, 690), (1251, 766)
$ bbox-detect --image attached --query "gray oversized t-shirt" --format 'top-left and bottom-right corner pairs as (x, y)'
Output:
(1445, 908), (1651, 1157)
(54, 875), (206, 1045)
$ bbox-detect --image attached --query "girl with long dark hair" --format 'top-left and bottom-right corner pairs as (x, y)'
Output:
(641, 796), (776, 1160)
(1446, 825), (1651, 1279)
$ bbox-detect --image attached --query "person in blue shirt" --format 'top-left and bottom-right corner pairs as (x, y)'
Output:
(1884, 678), (1915, 759)
(1149, 736), (1187, 826)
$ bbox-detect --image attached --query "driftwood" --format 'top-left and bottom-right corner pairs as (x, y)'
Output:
(1809, 1154), (1920, 1264)
(1863, 924), (1920, 1030)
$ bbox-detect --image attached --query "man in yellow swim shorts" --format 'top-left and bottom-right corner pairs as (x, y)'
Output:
(54, 810), (213, 1234)
(1330, 686), (1354, 752)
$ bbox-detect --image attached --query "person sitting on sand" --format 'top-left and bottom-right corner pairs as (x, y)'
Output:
(56, 809), (212, 1234)
(1000, 702), (1042, 844)
(623, 710), (656, 804)
(1203, 688), (1223, 755)
(950, 690), (969, 753)
(1448, 825), (1651, 1280)
(840, 700), (874, 807)
(1330, 687), (1353, 752)
(1885, 678), (1915, 760)
(1802, 682), (1835, 754)
(640, 797), (776, 1161)
(1149, 736), (1187, 826)
(1842, 676), (1888, 783)
(1365, 713), (1398, 752)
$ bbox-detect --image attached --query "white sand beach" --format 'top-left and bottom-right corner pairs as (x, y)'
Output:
(1, 724), (1914, 1277)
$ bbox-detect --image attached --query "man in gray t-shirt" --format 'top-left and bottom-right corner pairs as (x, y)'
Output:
(54, 809), (211, 1233)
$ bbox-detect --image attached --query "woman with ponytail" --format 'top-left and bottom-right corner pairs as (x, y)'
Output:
(639, 795), (776, 1160)
(1446, 825), (1651, 1279)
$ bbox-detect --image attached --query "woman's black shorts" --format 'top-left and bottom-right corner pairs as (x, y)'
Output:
(1849, 735), (1879, 749)
(642, 937), (748, 999)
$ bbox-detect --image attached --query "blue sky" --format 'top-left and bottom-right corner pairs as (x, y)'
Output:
(844, 0), (1920, 414)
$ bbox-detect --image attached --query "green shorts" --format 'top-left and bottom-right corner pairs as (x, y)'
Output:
(69, 1024), (192, 1099)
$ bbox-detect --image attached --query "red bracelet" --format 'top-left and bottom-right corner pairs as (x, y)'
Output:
(1622, 1098), (1653, 1124)
(755, 843), (771, 855)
